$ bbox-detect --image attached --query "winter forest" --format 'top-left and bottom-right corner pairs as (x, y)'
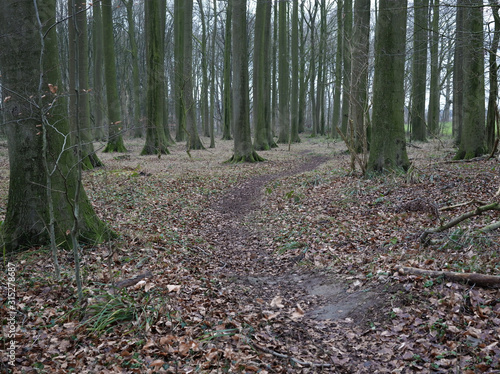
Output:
(1, 0), (500, 372)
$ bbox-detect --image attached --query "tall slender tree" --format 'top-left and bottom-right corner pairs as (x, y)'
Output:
(340, 0), (352, 135)
(102, 0), (127, 152)
(486, 0), (500, 151)
(277, 0), (290, 144)
(68, 0), (102, 169)
(92, 0), (106, 141)
(290, 0), (301, 143)
(368, 0), (410, 172)
(222, 0), (233, 140)
(253, 0), (273, 150)
(410, 0), (429, 141)
(123, 0), (143, 138)
(453, 0), (465, 144)
(229, 0), (264, 162)
(142, 0), (169, 155)
(174, 0), (185, 141)
(331, 0), (343, 137)
(197, 0), (210, 138)
(349, 0), (370, 153)
(209, 0), (218, 148)
(209, 0), (217, 148)
(455, 0), (485, 159)
(427, 0), (440, 136)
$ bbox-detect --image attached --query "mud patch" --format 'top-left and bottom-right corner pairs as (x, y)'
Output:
(235, 271), (389, 325)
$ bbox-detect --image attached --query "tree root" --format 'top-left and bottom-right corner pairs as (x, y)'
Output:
(227, 151), (265, 163)
(396, 266), (500, 288)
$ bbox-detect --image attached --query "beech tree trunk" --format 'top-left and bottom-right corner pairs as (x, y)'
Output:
(410, 0), (429, 142)
(277, 0), (290, 144)
(0, 0), (113, 251)
(222, 0), (233, 140)
(455, 0), (485, 159)
(368, 0), (410, 172)
(68, 0), (102, 169)
(141, 0), (169, 155)
(253, 0), (273, 150)
(229, 0), (263, 163)
(102, 0), (127, 152)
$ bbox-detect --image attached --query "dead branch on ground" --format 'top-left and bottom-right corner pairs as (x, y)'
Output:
(420, 202), (500, 243)
(396, 266), (500, 288)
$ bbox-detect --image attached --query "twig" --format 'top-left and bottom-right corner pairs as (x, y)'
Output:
(439, 200), (488, 211)
(252, 343), (333, 368)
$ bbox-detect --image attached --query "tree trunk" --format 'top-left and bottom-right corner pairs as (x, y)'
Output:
(183, 0), (204, 150)
(102, 0), (127, 152)
(486, 1), (500, 152)
(68, 0), (103, 169)
(455, 0), (485, 159)
(222, 0), (233, 140)
(298, 1), (307, 134)
(174, 0), (186, 141)
(290, 0), (301, 143)
(123, 0), (143, 138)
(253, 0), (273, 150)
(209, 0), (218, 148)
(452, 1), (465, 145)
(0, 0), (113, 251)
(340, 0), (352, 135)
(368, 0), (410, 172)
(331, 0), (343, 138)
(198, 0), (210, 138)
(277, 0), (290, 144)
(141, 0), (169, 155)
(229, 0), (264, 163)
(349, 0), (370, 153)
(410, 0), (429, 142)
(92, 0), (107, 141)
(427, 0), (440, 136)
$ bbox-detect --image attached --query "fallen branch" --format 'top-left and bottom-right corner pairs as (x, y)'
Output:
(112, 271), (153, 290)
(252, 343), (334, 368)
(420, 202), (500, 243)
(439, 200), (488, 212)
(396, 266), (500, 288)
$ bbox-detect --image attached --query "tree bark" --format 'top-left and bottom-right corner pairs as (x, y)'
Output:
(123, 0), (143, 138)
(222, 0), (233, 140)
(102, 0), (127, 152)
(349, 0), (370, 153)
(427, 0), (440, 136)
(277, 0), (290, 144)
(410, 0), (429, 141)
(229, 0), (264, 163)
(486, 1), (500, 152)
(253, 0), (273, 150)
(290, 0), (301, 143)
(141, 0), (169, 155)
(455, 0), (485, 159)
(0, 0), (113, 251)
(367, 0), (410, 172)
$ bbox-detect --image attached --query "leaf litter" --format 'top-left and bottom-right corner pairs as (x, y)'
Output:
(0, 137), (499, 373)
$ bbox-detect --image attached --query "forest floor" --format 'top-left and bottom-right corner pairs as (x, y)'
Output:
(0, 136), (500, 373)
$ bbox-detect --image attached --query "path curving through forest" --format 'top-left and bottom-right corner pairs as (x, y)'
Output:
(197, 153), (391, 371)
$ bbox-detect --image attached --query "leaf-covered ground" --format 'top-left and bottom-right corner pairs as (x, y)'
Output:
(1, 137), (499, 373)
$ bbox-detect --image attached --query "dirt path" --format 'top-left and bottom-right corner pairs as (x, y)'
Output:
(198, 154), (391, 371)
